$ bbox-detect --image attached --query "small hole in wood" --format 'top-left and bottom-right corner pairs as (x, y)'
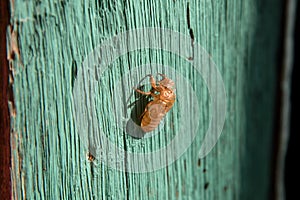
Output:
(204, 182), (209, 190)
(224, 186), (228, 192)
(197, 159), (201, 167)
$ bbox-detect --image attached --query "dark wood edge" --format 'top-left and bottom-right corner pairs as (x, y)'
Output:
(270, 0), (298, 199)
(283, 2), (299, 199)
(0, 1), (12, 200)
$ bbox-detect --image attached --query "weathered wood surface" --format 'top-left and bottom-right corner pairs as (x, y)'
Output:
(8, 0), (283, 199)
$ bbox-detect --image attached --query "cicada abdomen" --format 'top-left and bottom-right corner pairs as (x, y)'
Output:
(141, 103), (166, 132)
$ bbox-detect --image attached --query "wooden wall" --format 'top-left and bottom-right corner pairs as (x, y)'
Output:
(6, 0), (283, 199)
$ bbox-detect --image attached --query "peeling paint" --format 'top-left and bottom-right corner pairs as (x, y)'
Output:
(7, 24), (22, 67)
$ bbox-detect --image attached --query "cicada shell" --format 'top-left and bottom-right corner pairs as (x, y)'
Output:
(134, 74), (176, 132)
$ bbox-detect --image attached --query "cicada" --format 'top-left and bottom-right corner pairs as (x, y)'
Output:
(134, 74), (176, 132)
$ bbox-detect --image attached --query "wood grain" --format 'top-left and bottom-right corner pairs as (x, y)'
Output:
(8, 0), (283, 199)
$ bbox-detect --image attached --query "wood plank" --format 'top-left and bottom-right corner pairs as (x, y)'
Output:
(8, 0), (283, 199)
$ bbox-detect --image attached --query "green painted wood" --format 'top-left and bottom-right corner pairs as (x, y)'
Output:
(8, 0), (283, 199)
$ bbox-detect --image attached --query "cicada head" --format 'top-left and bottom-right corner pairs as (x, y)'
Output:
(157, 73), (176, 90)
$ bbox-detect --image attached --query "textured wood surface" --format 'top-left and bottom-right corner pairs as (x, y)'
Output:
(8, 0), (283, 199)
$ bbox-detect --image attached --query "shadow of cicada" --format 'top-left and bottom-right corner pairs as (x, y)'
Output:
(125, 85), (153, 139)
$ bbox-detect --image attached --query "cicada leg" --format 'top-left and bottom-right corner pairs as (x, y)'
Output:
(134, 88), (152, 96)
(149, 75), (158, 90)
(134, 74), (159, 94)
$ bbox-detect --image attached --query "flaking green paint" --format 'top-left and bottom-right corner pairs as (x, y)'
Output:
(9, 0), (282, 199)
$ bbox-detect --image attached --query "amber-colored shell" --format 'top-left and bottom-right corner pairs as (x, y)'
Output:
(134, 74), (176, 132)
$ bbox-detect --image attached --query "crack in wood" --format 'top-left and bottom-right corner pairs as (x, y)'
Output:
(186, 2), (194, 61)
